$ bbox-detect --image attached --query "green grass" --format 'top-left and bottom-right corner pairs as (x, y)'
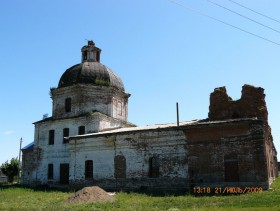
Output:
(1, 178), (280, 210)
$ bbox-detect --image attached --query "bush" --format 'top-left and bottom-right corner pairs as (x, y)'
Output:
(0, 158), (19, 183)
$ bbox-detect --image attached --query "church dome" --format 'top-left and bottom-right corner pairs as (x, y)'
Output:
(57, 41), (125, 92)
(58, 62), (125, 91)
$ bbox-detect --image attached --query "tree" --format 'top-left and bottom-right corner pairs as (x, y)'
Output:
(0, 158), (19, 183)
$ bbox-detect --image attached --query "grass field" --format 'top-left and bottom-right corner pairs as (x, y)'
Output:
(1, 178), (280, 210)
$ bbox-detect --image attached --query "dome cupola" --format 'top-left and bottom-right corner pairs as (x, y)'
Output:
(57, 40), (125, 91)
(81, 40), (101, 62)
(51, 40), (130, 121)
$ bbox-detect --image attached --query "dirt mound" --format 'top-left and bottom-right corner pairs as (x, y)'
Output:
(65, 186), (115, 204)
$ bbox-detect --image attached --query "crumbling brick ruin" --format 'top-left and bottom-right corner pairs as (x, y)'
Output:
(207, 84), (277, 185)
(209, 84), (268, 120)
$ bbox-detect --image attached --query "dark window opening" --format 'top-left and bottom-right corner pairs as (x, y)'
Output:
(65, 98), (71, 113)
(232, 112), (240, 119)
(96, 52), (100, 62)
(83, 51), (87, 60)
(149, 157), (160, 178)
(48, 164), (53, 179)
(85, 160), (93, 179)
(60, 163), (69, 184)
(224, 154), (239, 182)
(78, 126), (85, 135)
(49, 130), (55, 145)
(63, 128), (69, 144)
(114, 155), (126, 179)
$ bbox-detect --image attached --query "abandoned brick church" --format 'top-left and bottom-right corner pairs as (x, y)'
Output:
(21, 41), (278, 192)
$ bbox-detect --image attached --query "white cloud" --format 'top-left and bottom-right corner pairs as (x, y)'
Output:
(3, 130), (14, 135)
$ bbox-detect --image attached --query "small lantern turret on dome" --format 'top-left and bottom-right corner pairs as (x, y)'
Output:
(81, 40), (101, 63)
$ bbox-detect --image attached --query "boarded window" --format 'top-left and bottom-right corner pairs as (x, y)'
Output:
(149, 157), (160, 178)
(48, 164), (53, 179)
(85, 160), (93, 179)
(63, 128), (69, 144)
(49, 130), (55, 145)
(65, 98), (71, 113)
(224, 154), (239, 182)
(114, 155), (126, 179)
(78, 126), (85, 135)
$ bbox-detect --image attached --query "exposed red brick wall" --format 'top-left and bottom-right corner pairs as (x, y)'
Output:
(209, 84), (268, 120)
(186, 124), (250, 142)
(263, 123), (278, 183)
(184, 120), (269, 188)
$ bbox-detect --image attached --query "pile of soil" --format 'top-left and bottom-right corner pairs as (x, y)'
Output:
(65, 186), (115, 204)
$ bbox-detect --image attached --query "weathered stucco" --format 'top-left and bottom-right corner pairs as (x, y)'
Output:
(22, 117), (278, 192)
(51, 84), (129, 121)
(68, 129), (187, 191)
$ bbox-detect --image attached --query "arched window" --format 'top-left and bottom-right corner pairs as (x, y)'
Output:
(83, 51), (87, 60)
(65, 97), (71, 113)
(114, 155), (126, 179)
(65, 98), (71, 113)
(149, 157), (159, 178)
(224, 154), (239, 182)
(85, 160), (93, 179)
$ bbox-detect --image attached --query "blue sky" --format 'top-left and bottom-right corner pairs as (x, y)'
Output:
(0, 0), (280, 165)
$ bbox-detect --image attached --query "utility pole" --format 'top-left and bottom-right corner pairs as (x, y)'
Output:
(176, 102), (180, 127)
(17, 138), (22, 184)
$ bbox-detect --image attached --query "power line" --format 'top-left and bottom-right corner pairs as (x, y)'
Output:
(228, 0), (280, 24)
(207, 0), (280, 35)
(167, 0), (280, 46)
